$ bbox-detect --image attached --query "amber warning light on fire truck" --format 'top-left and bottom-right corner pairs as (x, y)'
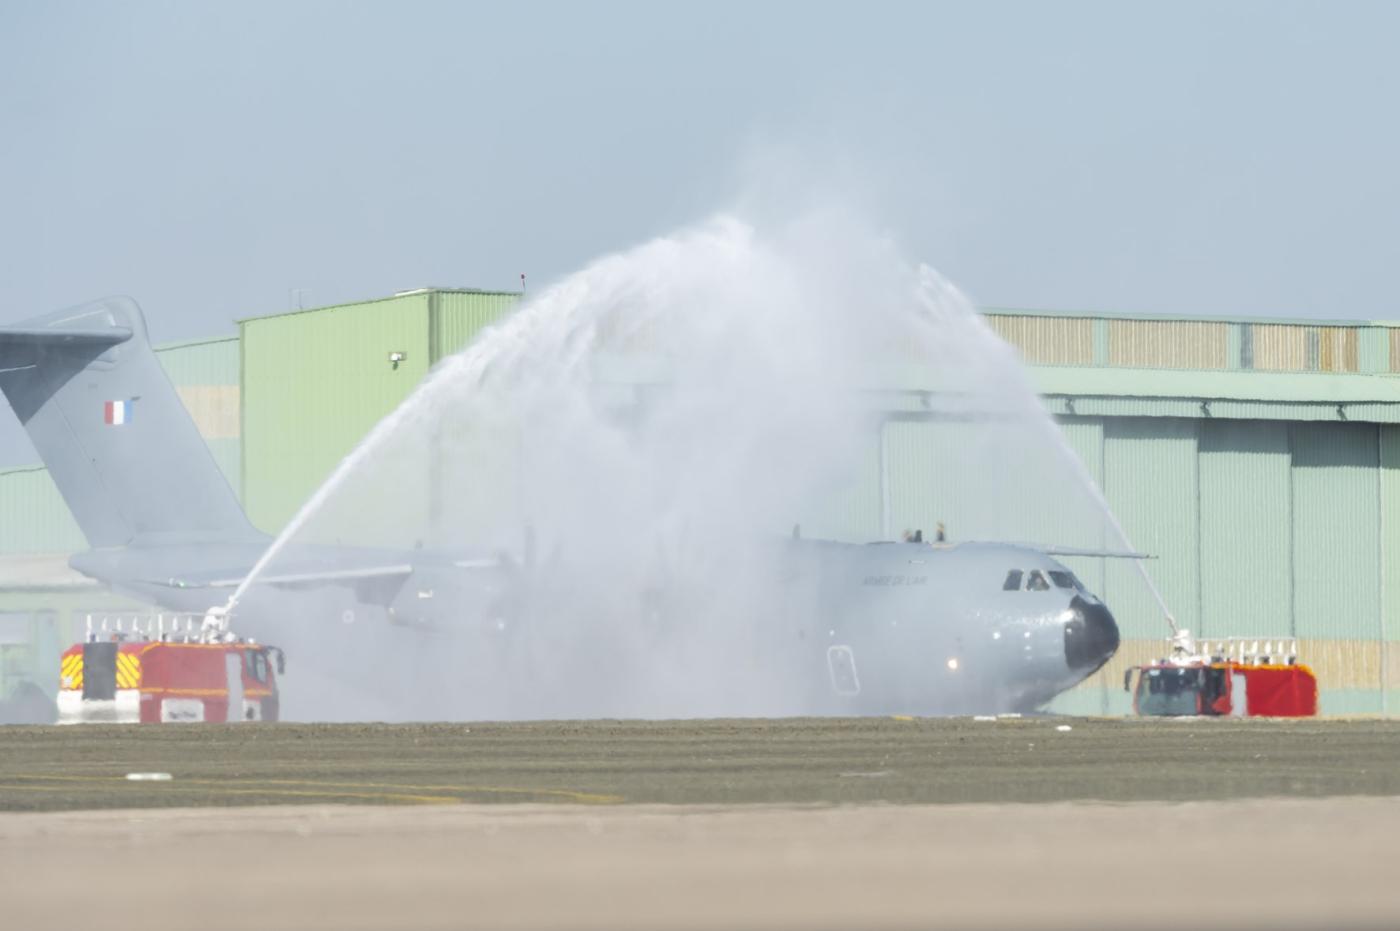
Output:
(58, 613), (284, 724)
(1123, 632), (1317, 718)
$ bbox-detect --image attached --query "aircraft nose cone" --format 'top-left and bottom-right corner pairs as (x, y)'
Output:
(1064, 595), (1120, 673)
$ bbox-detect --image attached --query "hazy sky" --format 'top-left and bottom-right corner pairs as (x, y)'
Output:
(2, 1), (1399, 460)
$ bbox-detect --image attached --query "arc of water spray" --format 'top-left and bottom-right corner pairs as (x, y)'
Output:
(913, 266), (1178, 637)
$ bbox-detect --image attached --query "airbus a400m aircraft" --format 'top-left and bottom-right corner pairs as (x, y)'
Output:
(0, 297), (1121, 716)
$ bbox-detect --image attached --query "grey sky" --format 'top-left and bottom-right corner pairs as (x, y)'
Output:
(2, 1), (1399, 461)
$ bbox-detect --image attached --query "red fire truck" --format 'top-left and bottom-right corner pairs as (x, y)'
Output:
(58, 613), (284, 724)
(1123, 632), (1317, 717)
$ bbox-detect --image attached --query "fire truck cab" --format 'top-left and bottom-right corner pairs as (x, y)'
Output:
(1124, 632), (1317, 718)
(58, 613), (284, 724)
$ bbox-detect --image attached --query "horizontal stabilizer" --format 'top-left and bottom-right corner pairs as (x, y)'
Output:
(0, 327), (132, 372)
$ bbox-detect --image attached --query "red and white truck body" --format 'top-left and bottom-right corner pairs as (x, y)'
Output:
(1124, 634), (1318, 718)
(57, 614), (283, 724)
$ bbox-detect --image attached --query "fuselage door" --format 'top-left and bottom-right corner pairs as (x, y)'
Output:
(827, 645), (860, 696)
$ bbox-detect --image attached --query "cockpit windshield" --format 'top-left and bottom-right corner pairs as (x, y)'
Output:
(1004, 569), (1083, 592)
(1135, 668), (1202, 716)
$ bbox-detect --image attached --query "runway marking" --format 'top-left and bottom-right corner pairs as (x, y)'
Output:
(4, 774), (623, 805)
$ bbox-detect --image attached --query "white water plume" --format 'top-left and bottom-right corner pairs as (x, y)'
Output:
(240, 209), (1159, 721)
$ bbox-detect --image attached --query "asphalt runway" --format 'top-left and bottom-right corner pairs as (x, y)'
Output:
(3, 717), (1399, 930)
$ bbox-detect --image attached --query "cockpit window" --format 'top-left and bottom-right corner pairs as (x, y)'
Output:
(1002, 570), (1023, 591)
(1048, 571), (1078, 590)
(1026, 570), (1050, 592)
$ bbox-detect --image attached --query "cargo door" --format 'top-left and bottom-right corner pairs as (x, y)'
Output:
(225, 653), (244, 723)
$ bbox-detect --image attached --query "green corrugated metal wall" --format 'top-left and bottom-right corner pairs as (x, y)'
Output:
(240, 291), (521, 534)
(157, 336), (241, 385)
(432, 291), (521, 359)
(0, 468), (86, 554)
(1054, 418), (1106, 597)
(882, 417), (1106, 557)
(1382, 427), (1400, 646)
(1102, 418), (1199, 639)
(241, 294), (432, 533)
(1198, 421), (1292, 637)
(1291, 423), (1381, 640)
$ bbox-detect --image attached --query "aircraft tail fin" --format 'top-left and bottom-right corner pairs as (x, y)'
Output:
(0, 297), (261, 549)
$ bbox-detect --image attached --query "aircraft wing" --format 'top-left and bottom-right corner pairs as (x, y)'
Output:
(1037, 545), (1154, 560)
(150, 563), (417, 590)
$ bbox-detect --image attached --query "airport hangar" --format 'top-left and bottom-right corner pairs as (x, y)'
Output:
(2, 289), (1399, 716)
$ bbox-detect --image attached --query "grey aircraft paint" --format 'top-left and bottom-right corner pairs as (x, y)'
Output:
(0, 298), (1120, 716)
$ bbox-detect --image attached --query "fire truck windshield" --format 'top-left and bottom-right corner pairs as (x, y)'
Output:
(1136, 667), (1202, 716)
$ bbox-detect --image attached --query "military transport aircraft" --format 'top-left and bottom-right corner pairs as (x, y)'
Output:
(0, 297), (1121, 715)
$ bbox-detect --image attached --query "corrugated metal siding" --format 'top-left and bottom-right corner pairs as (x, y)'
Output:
(1250, 324), (1308, 370)
(175, 386), (239, 439)
(1318, 327), (1359, 373)
(1107, 320), (1229, 369)
(241, 294), (431, 534)
(155, 336), (240, 386)
(431, 291), (521, 362)
(1358, 328), (1390, 373)
(159, 337), (241, 442)
(883, 420), (983, 541)
(1198, 421), (1292, 637)
(1248, 324), (1358, 372)
(0, 468), (86, 554)
(883, 419), (1039, 543)
(1300, 640), (1383, 692)
(1102, 418), (1200, 640)
(1048, 396), (1400, 424)
(1380, 426), (1400, 643)
(1291, 423), (1381, 639)
(883, 417), (1107, 556)
(1052, 418), (1105, 596)
(984, 316), (1093, 365)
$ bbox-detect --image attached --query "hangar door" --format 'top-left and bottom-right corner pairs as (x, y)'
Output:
(1198, 421), (1291, 637)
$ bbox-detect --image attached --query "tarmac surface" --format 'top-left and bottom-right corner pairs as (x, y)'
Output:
(2, 716), (1399, 809)
(2, 717), (1399, 930)
(3, 797), (1399, 931)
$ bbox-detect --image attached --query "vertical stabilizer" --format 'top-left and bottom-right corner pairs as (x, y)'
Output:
(0, 297), (260, 548)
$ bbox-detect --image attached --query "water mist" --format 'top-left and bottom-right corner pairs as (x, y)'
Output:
(235, 210), (1161, 721)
